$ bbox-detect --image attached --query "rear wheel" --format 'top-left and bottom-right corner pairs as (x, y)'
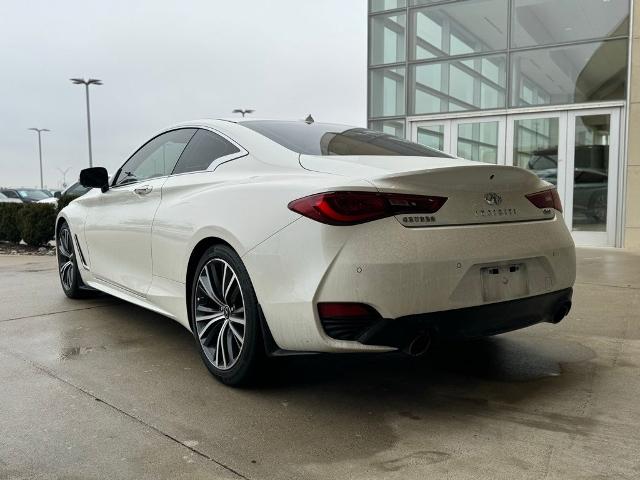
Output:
(57, 222), (88, 299)
(190, 245), (264, 386)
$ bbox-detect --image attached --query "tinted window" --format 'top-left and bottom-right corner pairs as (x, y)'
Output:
(64, 182), (91, 198)
(1, 190), (19, 199)
(241, 121), (452, 157)
(18, 189), (49, 201)
(172, 129), (241, 175)
(114, 129), (196, 186)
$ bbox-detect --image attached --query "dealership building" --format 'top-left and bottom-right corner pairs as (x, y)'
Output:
(368, 0), (639, 248)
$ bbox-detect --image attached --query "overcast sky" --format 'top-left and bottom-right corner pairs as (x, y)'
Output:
(0, 0), (367, 189)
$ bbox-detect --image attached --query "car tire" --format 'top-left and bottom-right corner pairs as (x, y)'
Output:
(190, 244), (265, 386)
(57, 221), (91, 299)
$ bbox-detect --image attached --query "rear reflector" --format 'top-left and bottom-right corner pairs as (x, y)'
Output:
(318, 302), (380, 319)
(526, 188), (563, 213)
(317, 302), (382, 341)
(288, 191), (447, 226)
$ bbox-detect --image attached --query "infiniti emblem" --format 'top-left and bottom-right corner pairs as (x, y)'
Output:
(484, 192), (502, 206)
(222, 305), (231, 319)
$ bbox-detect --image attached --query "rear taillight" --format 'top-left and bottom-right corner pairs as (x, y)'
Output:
(526, 188), (563, 213)
(288, 191), (447, 226)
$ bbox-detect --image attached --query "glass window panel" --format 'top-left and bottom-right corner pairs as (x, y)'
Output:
(370, 13), (406, 65)
(370, 0), (406, 13)
(411, 0), (508, 60)
(369, 119), (406, 138)
(411, 54), (506, 114)
(572, 115), (610, 232)
(456, 121), (499, 163)
(416, 124), (445, 150)
(512, 0), (629, 48)
(370, 67), (406, 117)
(511, 40), (627, 108)
(513, 117), (560, 184)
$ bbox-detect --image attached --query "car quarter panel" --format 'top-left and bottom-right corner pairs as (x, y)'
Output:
(151, 155), (375, 292)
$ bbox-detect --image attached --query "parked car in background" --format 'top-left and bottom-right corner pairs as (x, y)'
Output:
(0, 192), (22, 203)
(0, 188), (51, 203)
(38, 182), (91, 207)
(57, 119), (576, 387)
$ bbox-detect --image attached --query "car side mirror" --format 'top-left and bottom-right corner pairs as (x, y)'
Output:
(80, 167), (109, 192)
(54, 191), (62, 199)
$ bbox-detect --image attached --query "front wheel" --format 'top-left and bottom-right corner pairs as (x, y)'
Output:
(57, 222), (89, 299)
(190, 245), (265, 386)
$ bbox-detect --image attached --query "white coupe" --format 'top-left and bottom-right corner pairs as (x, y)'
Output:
(57, 119), (576, 385)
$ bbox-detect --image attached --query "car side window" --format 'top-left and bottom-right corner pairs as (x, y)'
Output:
(171, 129), (241, 175)
(114, 129), (197, 186)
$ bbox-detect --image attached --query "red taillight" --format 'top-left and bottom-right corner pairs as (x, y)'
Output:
(317, 302), (380, 320)
(288, 191), (447, 226)
(526, 188), (563, 213)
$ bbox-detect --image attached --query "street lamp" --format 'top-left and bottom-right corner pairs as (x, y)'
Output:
(57, 166), (72, 188)
(232, 108), (255, 118)
(70, 77), (102, 167)
(27, 128), (50, 188)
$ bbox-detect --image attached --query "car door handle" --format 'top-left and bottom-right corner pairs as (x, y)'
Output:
(134, 185), (153, 195)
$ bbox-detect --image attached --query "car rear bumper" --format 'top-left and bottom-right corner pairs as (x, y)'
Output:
(245, 215), (576, 353)
(354, 287), (573, 349)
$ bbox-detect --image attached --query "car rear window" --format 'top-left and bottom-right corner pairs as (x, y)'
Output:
(240, 120), (452, 158)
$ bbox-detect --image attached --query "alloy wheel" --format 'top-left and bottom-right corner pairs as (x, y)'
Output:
(194, 258), (246, 370)
(57, 226), (75, 291)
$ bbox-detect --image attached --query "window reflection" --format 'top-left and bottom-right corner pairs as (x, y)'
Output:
(416, 124), (445, 150)
(370, 0), (406, 13)
(369, 119), (405, 138)
(456, 121), (499, 163)
(411, 0), (508, 60)
(513, 117), (560, 185)
(511, 40), (627, 108)
(370, 13), (406, 65)
(572, 115), (610, 232)
(411, 55), (506, 114)
(370, 67), (406, 117)
(512, 0), (629, 48)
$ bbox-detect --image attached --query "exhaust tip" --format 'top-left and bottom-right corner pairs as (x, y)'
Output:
(404, 332), (431, 357)
(552, 301), (572, 324)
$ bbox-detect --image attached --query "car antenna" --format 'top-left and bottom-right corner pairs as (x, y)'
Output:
(304, 114), (314, 124)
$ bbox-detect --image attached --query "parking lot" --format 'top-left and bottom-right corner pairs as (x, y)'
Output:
(0, 248), (639, 479)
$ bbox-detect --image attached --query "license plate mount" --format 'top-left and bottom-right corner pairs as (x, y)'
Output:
(481, 263), (529, 302)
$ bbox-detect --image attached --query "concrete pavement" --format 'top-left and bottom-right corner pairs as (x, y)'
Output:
(0, 249), (639, 479)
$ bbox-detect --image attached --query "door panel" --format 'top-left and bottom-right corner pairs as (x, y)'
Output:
(413, 116), (506, 164)
(411, 107), (621, 246)
(507, 113), (568, 228)
(84, 177), (167, 295)
(566, 109), (619, 246)
(452, 117), (505, 164)
(416, 124), (446, 150)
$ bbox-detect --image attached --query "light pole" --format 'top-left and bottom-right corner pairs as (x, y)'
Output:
(57, 167), (72, 188)
(28, 128), (50, 188)
(70, 78), (102, 167)
(232, 108), (255, 118)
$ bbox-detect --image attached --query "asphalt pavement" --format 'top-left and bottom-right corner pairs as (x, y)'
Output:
(0, 249), (639, 479)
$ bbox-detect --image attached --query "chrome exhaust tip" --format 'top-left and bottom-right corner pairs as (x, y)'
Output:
(403, 332), (431, 357)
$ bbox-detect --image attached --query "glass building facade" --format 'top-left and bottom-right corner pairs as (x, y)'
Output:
(368, 0), (633, 247)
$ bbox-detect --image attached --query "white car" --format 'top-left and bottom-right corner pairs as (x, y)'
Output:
(57, 119), (576, 385)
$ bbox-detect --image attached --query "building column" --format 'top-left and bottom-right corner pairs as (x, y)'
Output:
(626, 1), (640, 248)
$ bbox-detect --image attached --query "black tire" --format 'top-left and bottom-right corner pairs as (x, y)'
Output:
(56, 221), (90, 299)
(190, 244), (265, 387)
